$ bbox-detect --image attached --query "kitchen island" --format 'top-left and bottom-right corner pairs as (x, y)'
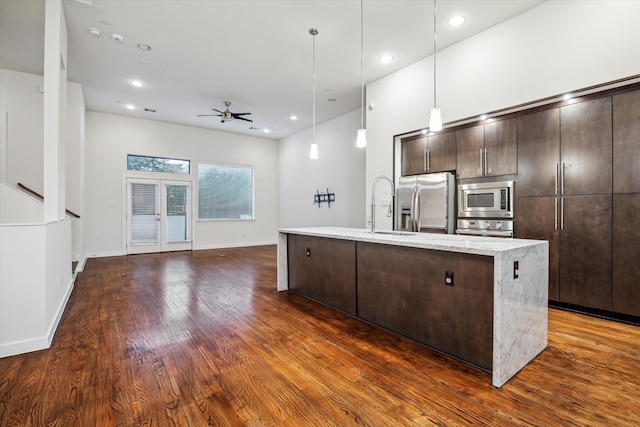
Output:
(278, 227), (549, 388)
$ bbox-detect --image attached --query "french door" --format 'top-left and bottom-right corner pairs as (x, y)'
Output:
(126, 178), (192, 254)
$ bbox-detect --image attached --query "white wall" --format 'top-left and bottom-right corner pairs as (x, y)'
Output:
(85, 111), (279, 256)
(278, 109), (366, 229)
(0, 181), (43, 223)
(0, 68), (86, 261)
(366, 0), (640, 230)
(0, 69), (44, 190)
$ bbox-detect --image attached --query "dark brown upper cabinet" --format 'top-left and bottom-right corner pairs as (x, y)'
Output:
(517, 109), (560, 197)
(456, 118), (517, 179)
(613, 89), (640, 194)
(560, 97), (612, 196)
(400, 131), (456, 176)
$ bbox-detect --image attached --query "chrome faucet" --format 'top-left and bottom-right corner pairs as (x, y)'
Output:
(370, 175), (394, 233)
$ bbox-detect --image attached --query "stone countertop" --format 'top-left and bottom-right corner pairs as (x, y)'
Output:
(278, 226), (547, 257)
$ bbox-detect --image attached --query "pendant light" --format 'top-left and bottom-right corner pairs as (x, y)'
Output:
(429, 0), (443, 132)
(309, 28), (319, 159)
(356, 0), (367, 148)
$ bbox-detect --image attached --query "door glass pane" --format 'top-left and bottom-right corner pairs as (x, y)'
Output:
(131, 183), (159, 243)
(166, 185), (188, 242)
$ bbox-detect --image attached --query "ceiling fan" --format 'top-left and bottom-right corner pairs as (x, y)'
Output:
(197, 101), (253, 123)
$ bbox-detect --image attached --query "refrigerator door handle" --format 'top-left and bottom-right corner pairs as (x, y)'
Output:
(413, 188), (421, 231)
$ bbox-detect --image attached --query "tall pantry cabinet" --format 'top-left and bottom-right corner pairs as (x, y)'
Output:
(612, 89), (640, 317)
(516, 97), (613, 310)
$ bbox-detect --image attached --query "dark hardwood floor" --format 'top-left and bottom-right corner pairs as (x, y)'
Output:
(1, 246), (638, 426)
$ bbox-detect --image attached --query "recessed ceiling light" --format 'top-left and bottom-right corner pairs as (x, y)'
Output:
(379, 54), (393, 64)
(130, 80), (144, 88)
(290, 115), (298, 120)
(264, 129), (271, 133)
(137, 43), (151, 51)
(87, 27), (102, 37)
(448, 16), (465, 27)
(111, 33), (124, 43)
(125, 104), (135, 110)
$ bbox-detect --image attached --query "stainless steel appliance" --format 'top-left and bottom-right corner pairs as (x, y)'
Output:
(457, 180), (514, 218)
(456, 218), (514, 238)
(396, 172), (455, 233)
(456, 180), (515, 237)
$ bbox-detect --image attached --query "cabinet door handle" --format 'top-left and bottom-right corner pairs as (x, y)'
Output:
(555, 162), (559, 195)
(423, 149), (428, 172)
(561, 162), (566, 195)
(554, 197), (558, 230)
(427, 149), (431, 172)
(484, 148), (488, 176)
(560, 197), (565, 230)
(479, 149), (484, 176)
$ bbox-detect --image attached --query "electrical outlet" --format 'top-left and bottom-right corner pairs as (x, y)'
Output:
(445, 271), (454, 286)
(514, 261), (519, 279)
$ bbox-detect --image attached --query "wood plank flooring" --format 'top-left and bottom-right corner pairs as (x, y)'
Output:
(1, 246), (639, 426)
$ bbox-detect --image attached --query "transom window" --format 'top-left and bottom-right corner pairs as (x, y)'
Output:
(127, 154), (190, 174)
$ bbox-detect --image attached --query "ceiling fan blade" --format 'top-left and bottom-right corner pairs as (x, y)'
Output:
(211, 108), (224, 113)
(235, 116), (253, 122)
(197, 114), (223, 117)
(233, 112), (252, 116)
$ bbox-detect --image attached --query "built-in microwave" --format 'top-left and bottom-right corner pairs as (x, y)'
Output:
(458, 181), (514, 218)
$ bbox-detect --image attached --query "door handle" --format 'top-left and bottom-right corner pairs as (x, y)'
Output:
(554, 197), (558, 230)
(423, 149), (428, 172)
(555, 163), (559, 195)
(560, 197), (565, 230)
(484, 148), (488, 175)
(414, 191), (421, 231)
(561, 162), (566, 195)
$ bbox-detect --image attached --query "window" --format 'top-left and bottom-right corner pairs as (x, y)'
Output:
(198, 163), (254, 220)
(127, 154), (190, 174)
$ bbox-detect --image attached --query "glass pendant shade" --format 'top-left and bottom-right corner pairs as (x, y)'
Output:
(429, 107), (442, 132)
(356, 128), (367, 148)
(310, 142), (319, 159)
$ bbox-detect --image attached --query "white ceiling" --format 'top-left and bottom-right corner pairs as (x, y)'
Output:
(0, 0), (545, 139)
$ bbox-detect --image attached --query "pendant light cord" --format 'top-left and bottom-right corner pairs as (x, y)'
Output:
(433, 0), (437, 110)
(311, 28), (317, 145)
(360, 0), (365, 129)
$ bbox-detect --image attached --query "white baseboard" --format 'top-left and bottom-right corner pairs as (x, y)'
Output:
(88, 250), (125, 258)
(0, 276), (75, 358)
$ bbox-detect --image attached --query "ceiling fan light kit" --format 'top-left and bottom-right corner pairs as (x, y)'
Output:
(197, 101), (253, 123)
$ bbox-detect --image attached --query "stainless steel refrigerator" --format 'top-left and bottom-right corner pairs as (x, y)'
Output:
(395, 172), (455, 233)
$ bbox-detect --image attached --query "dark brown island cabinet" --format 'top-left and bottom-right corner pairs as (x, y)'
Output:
(356, 242), (493, 370)
(279, 227), (549, 388)
(455, 118), (517, 179)
(286, 234), (356, 316)
(400, 130), (456, 176)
